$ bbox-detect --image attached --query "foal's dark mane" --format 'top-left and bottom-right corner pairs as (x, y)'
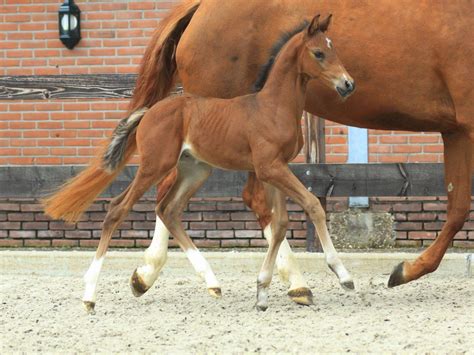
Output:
(252, 20), (309, 92)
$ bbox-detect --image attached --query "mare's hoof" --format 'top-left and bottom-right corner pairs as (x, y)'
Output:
(340, 280), (355, 291)
(288, 287), (314, 306)
(83, 301), (96, 315)
(208, 287), (222, 298)
(388, 262), (407, 288)
(130, 268), (150, 297)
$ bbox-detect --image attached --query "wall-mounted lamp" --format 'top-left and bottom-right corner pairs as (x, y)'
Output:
(58, 0), (81, 50)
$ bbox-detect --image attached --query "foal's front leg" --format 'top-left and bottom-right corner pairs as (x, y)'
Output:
(257, 163), (354, 290)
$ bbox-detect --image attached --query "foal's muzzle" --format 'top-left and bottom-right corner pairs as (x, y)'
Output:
(336, 79), (356, 98)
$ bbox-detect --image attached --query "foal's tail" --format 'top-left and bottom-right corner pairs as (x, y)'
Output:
(43, 109), (149, 224)
(127, 0), (200, 113)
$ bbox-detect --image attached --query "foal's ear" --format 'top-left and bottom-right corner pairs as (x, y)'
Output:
(319, 14), (333, 33)
(307, 14), (321, 36)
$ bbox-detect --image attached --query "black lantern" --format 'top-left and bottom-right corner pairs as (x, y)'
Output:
(58, 0), (81, 50)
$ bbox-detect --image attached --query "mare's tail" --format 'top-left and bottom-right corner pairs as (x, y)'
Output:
(128, 0), (200, 113)
(43, 1), (201, 223)
(42, 109), (149, 224)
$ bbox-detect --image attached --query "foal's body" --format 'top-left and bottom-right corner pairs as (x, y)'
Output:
(45, 16), (355, 312)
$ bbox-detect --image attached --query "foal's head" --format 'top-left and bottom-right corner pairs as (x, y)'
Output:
(300, 14), (355, 98)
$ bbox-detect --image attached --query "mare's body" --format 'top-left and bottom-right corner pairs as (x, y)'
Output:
(130, 0), (473, 288)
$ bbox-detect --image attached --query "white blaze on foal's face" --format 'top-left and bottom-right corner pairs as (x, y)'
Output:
(325, 37), (333, 49)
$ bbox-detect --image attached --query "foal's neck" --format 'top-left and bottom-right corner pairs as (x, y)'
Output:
(258, 33), (308, 118)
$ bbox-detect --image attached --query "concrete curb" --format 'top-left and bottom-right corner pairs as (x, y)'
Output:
(1, 250), (472, 278)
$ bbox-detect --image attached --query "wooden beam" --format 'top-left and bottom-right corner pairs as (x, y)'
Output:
(0, 74), (183, 100)
(1, 164), (470, 199)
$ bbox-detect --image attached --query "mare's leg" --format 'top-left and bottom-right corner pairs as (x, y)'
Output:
(255, 183), (288, 311)
(256, 163), (354, 290)
(129, 170), (177, 296)
(243, 173), (313, 305)
(153, 153), (221, 297)
(389, 131), (473, 286)
(83, 166), (166, 313)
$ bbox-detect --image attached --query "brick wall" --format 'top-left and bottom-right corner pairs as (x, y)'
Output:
(0, 1), (470, 249)
(1, 197), (473, 249)
(0, 0), (445, 165)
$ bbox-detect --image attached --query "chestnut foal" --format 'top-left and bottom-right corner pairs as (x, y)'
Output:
(44, 14), (355, 313)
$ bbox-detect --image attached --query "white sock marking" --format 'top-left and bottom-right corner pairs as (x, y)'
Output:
(185, 249), (220, 289)
(263, 224), (308, 290)
(83, 256), (104, 303)
(136, 216), (169, 286)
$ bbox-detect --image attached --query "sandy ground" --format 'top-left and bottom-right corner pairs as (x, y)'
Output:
(1, 250), (473, 353)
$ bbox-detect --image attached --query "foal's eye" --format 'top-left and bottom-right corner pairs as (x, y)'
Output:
(314, 50), (325, 60)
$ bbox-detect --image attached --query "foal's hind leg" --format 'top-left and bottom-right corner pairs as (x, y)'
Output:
(389, 131), (473, 287)
(151, 154), (221, 296)
(256, 162), (354, 290)
(129, 170), (177, 297)
(82, 167), (164, 313)
(243, 173), (313, 305)
(255, 183), (288, 311)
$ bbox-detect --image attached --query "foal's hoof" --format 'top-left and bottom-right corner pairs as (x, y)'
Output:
(388, 262), (407, 288)
(255, 302), (268, 312)
(208, 287), (222, 298)
(340, 280), (355, 291)
(83, 301), (96, 315)
(130, 268), (150, 297)
(288, 287), (314, 306)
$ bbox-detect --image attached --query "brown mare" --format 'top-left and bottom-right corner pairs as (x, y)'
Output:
(129, 0), (472, 293)
(44, 15), (355, 312)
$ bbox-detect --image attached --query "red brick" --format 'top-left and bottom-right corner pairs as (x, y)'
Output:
(230, 212), (256, 221)
(453, 240), (474, 248)
(10, 230), (36, 239)
(203, 212), (230, 221)
(424, 222), (444, 231)
(407, 212), (437, 221)
(250, 239), (268, 247)
(131, 221), (155, 230)
(408, 231), (437, 240)
(0, 222), (21, 230)
(395, 222), (422, 231)
(79, 240), (100, 248)
(217, 202), (244, 211)
(52, 239), (78, 248)
(23, 222), (48, 230)
(24, 239), (51, 248)
(109, 239), (135, 248)
(190, 222), (216, 230)
(423, 202), (447, 211)
(393, 203), (422, 212)
(65, 230), (91, 239)
(217, 221), (245, 230)
(0, 239), (23, 247)
(38, 230), (64, 238)
(194, 239), (220, 248)
(120, 230), (148, 239)
(395, 240), (422, 248)
(207, 230), (234, 239)
(135, 239), (152, 248)
(235, 230), (262, 239)
(221, 239), (250, 248)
